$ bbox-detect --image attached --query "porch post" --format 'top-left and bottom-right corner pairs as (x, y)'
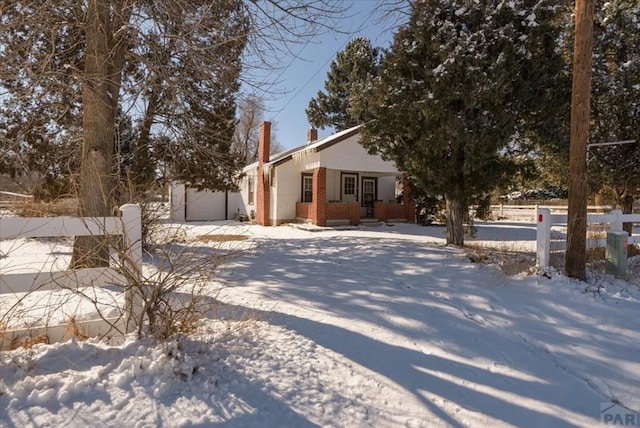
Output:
(257, 122), (271, 226)
(402, 173), (415, 223)
(312, 167), (327, 226)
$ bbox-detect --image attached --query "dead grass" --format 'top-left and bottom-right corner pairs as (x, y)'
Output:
(192, 234), (248, 243)
(12, 198), (78, 217)
(10, 334), (49, 350)
(65, 317), (89, 341)
(465, 243), (536, 276)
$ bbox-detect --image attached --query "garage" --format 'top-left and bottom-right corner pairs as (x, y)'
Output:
(185, 188), (227, 221)
(170, 182), (246, 222)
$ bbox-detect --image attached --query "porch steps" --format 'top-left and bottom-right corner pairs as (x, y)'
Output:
(359, 219), (385, 227)
(386, 218), (409, 223)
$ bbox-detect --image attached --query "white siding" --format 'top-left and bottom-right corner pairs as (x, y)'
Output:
(326, 169), (341, 201)
(236, 171), (256, 218)
(272, 161), (299, 223)
(170, 182), (186, 222)
(185, 188), (226, 221)
(378, 176), (398, 202)
(319, 135), (398, 173)
(227, 191), (245, 219)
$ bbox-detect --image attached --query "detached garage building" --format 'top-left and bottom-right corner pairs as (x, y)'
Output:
(169, 184), (245, 222)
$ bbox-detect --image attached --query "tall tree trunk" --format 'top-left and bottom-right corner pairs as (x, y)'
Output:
(71, 0), (130, 268)
(565, 0), (595, 281)
(446, 197), (465, 246)
(135, 86), (160, 188)
(621, 194), (634, 236)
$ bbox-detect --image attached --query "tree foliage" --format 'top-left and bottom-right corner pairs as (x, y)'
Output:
(306, 36), (381, 131)
(588, 0), (640, 218)
(1, 1), (348, 197)
(360, 0), (569, 245)
(1, 0), (348, 267)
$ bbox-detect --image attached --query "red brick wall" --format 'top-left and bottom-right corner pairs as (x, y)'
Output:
(374, 201), (416, 223)
(312, 167), (327, 226)
(256, 122), (271, 226)
(296, 202), (311, 219)
(387, 203), (407, 219)
(374, 202), (388, 221)
(350, 203), (360, 225)
(325, 202), (360, 225)
(326, 203), (351, 219)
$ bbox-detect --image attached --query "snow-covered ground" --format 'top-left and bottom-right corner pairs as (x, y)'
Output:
(1, 220), (639, 427)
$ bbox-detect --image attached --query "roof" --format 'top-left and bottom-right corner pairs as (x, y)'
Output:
(243, 125), (362, 172)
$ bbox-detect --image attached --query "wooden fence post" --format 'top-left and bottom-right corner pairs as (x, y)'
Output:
(536, 208), (551, 272)
(120, 204), (143, 334)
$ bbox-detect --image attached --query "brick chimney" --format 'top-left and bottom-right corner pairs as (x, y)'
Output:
(307, 127), (318, 144)
(257, 122), (271, 225)
(259, 121), (271, 164)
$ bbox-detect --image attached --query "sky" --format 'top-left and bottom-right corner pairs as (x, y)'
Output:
(251, 1), (404, 150)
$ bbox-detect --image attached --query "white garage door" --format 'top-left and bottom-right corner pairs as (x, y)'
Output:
(185, 188), (226, 221)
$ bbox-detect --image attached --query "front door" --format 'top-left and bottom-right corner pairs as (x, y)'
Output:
(341, 173), (358, 203)
(362, 178), (376, 217)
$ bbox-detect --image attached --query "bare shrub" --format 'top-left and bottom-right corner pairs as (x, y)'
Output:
(1, 205), (244, 349)
(465, 242), (536, 276)
(12, 198), (78, 217)
(138, 244), (222, 339)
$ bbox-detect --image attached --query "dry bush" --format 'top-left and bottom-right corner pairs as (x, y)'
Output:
(11, 198), (78, 217)
(465, 243), (535, 276)
(1, 208), (244, 349)
(10, 334), (49, 351)
(132, 236), (234, 339)
(65, 316), (89, 341)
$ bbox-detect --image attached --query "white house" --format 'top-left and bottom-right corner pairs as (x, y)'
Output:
(171, 122), (414, 226)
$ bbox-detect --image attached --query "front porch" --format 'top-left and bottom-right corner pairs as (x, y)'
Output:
(295, 200), (415, 226)
(294, 167), (415, 227)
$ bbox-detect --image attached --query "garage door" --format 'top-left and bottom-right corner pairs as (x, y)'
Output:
(185, 188), (226, 221)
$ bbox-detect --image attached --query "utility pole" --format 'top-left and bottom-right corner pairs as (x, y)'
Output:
(565, 0), (595, 281)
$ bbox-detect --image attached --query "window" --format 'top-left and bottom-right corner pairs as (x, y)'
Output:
(302, 174), (313, 202)
(344, 176), (356, 196)
(248, 176), (255, 205)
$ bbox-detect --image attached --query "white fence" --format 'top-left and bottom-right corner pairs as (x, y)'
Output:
(0, 204), (143, 349)
(489, 204), (613, 220)
(536, 208), (640, 270)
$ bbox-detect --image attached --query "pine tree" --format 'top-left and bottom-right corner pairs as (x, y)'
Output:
(588, 0), (640, 234)
(306, 37), (381, 130)
(360, 0), (568, 246)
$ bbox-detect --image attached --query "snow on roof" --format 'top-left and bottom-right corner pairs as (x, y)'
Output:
(243, 124), (362, 172)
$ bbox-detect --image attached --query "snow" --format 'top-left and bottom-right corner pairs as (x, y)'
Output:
(2, 220), (640, 427)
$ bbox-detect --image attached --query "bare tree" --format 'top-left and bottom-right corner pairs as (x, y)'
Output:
(1, 0), (347, 267)
(233, 95), (284, 164)
(565, 0), (595, 281)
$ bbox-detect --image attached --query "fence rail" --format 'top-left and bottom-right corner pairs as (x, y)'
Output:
(489, 204), (614, 218)
(0, 204), (142, 349)
(536, 208), (640, 271)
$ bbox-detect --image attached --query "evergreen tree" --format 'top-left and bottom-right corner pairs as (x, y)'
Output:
(588, 0), (640, 230)
(360, 0), (569, 246)
(306, 37), (381, 130)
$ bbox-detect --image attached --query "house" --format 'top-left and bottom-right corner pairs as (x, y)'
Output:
(170, 122), (414, 226)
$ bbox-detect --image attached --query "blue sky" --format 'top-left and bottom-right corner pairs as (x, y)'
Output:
(254, 1), (403, 150)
